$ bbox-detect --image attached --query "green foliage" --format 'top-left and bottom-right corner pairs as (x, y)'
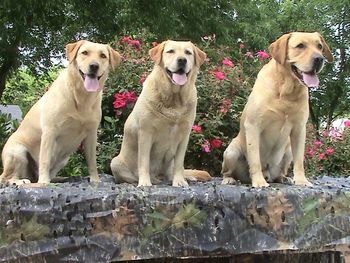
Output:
(0, 112), (18, 173)
(3, 69), (59, 114)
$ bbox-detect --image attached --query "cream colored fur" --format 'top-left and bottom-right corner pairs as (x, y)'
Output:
(221, 32), (333, 187)
(110, 40), (210, 187)
(1, 40), (120, 184)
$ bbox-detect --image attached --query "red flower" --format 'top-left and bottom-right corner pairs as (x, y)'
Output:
(210, 138), (222, 149)
(121, 36), (132, 43)
(129, 39), (141, 49)
(239, 43), (245, 49)
(113, 91), (138, 109)
(256, 50), (270, 59)
(325, 148), (334, 155)
(319, 153), (326, 160)
(305, 148), (315, 158)
(192, 125), (202, 133)
(344, 120), (350, 127)
(113, 99), (126, 109)
(215, 71), (225, 80)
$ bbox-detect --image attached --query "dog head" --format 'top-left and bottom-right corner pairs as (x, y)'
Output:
(66, 40), (121, 92)
(269, 32), (333, 87)
(149, 40), (206, 86)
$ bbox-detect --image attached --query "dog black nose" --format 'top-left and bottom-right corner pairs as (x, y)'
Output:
(313, 56), (324, 72)
(89, 62), (99, 73)
(177, 57), (187, 67)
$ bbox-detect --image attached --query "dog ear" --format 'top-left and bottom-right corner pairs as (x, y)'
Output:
(107, 46), (121, 70)
(318, 33), (334, 63)
(268, 33), (291, 65)
(149, 41), (166, 65)
(193, 44), (207, 67)
(65, 40), (86, 63)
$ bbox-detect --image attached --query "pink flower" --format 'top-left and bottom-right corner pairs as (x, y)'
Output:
(215, 71), (225, 80)
(306, 148), (315, 158)
(222, 58), (234, 67)
(210, 138), (222, 149)
(129, 40), (141, 49)
(121, 36), (132, 43)
(192, 125), (202, 133)
(245, 51), (254, 59)
(344, 120), (350, 127)
(256, 50), (270, 59)
(319, 153), (326, 160)
(140, 73), (148, 84)
(239, 43), (245, 49)
(314, 140), (322, 147)
(202, 139), (211, 153)
(325, 148), (334, 155)
(113, 99), (126, 109)
(219, 99), (231, 113)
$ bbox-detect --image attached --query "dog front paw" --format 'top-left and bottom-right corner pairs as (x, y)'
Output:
(222, 177), (236, 185)
(89, 175), (100, 183)
(294, 177), (312, 186)
(251, 173), (270, 188)
(37, 177), (50, 184)
(138, 177), (152, 187)
(172, 177), (189, 187)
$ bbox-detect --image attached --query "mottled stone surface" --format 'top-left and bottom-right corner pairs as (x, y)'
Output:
(0, 175), (349, 262)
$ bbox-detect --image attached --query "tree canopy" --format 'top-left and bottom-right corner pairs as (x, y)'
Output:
(0, 0), (349, 126)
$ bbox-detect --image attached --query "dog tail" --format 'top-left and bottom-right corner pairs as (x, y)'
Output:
(184, 169), (212, 182)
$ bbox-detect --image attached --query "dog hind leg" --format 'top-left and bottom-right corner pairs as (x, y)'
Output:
(110, 156), (138, 184)
(1, 145), (32, 185)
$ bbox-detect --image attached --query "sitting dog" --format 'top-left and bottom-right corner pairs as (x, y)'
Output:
(1, 40), (120, 184)
(221, 32), (333, 187)
(110, 40), (211, 187)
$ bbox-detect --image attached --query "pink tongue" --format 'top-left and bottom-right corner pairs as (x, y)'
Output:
(302, 73), (319, 87)
(172, 73), (187, 86)
(84, 75), (100, 92)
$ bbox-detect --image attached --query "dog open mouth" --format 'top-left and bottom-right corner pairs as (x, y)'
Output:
(291, 65), (319, 88)
(166, 68), (190, 86)
(79, 70), (102, 92)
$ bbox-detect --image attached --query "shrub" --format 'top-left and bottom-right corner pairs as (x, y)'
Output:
(305, 122), (350, 176)
(2, 33), (348, 179)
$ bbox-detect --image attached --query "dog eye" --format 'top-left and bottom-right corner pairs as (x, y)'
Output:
(166, 49), (175, 54)
(81, 51), (88, 55)
(100, 53), (107, 59)
(296, 43), (305, 49)
(185, 50), (192, 55)
(317, 43), (323, 50)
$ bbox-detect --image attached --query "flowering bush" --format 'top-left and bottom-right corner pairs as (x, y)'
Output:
(304, 122), (350, 176)
(2, 33), (348, 178)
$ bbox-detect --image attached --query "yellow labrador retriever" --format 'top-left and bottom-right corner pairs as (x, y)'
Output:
(1, 40), (120, 184)
(110, 40), (210, 187)
(222, 32), (333, 187)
